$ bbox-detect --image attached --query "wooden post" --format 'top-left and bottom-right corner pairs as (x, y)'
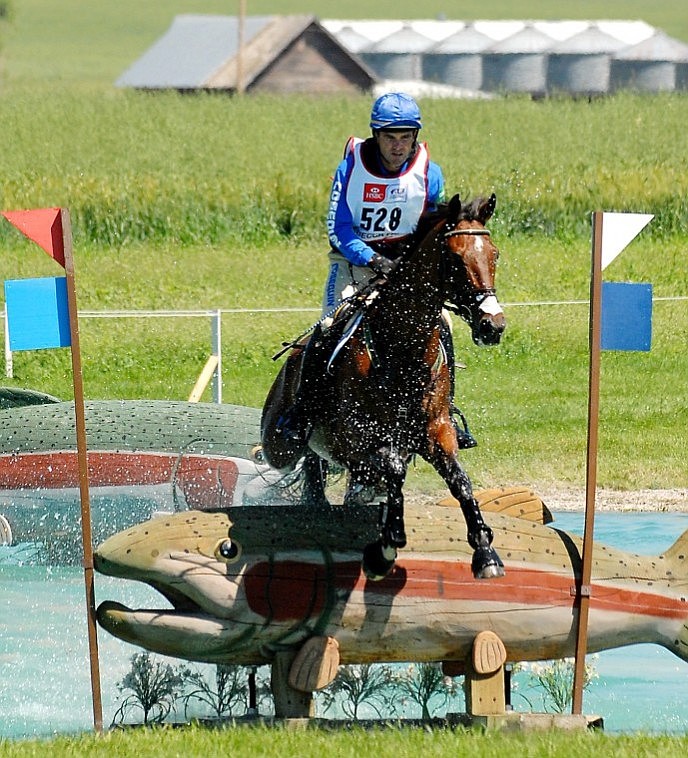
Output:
(236, 0), (246, 94)
(62, 209), (103, 732)
(572, 211), (603, 715)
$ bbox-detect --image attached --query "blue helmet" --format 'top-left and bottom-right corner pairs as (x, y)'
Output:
(369, 92), (422, 131)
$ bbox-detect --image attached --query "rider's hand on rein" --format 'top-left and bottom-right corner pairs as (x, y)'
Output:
(369, 252), (398, 278)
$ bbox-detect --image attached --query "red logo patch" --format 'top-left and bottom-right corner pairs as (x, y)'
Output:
(364, 183), (386, 203)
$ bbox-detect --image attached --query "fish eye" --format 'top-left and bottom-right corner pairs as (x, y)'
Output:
(214, 538), (241, 563)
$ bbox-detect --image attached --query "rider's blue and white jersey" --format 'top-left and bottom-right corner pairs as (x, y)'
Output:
(326, 136), (445, 267)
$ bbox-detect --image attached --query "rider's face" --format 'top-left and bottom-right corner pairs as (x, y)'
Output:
(375, 129), (417, 172)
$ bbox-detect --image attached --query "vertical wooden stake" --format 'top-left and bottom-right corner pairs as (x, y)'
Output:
(572, 211), (603, 715)
(62, 209), (103, 732)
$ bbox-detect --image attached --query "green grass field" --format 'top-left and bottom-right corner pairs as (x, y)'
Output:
(0, 90), (685, 492)
(2, 723), (688, 758)
(2, 2), (688, 753)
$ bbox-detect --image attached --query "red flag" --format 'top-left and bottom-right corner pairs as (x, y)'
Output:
(1, 207), (65, 268)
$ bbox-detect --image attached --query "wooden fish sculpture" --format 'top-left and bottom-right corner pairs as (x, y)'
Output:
(95, 498), (688, 686)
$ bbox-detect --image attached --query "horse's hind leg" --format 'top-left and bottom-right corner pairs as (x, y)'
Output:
(300, 452), (329, 509)
(360, 451), (407, 580)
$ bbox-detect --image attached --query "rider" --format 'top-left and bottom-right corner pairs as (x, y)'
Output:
(278, 92), (476, 448)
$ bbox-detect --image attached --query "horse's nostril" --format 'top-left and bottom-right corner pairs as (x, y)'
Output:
(475, 320), (505, 346)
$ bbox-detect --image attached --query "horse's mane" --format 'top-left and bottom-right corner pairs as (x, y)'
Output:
(410, 195), (489, 248)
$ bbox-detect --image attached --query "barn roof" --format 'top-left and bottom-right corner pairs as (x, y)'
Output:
(116, 14), (272, 88)
(116, 14), (375, 91)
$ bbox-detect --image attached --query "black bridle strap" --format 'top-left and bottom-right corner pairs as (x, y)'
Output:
(444, 228), (491, 238)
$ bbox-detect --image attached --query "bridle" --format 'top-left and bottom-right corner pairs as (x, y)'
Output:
(444, 228), (491, 238)
(441, 225), (497, 319)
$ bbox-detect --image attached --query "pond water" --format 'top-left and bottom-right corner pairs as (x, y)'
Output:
(2, 511), (688, 738)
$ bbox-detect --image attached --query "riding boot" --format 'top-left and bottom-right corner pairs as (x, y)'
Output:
(440, 318), (478, 450)
(277, 325), (331, 443)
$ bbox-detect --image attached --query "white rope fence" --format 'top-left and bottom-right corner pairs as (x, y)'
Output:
(3, 297), (687, 396)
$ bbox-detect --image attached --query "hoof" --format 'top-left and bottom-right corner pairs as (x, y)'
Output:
(362, 541), (397, 581)
(472, 546), (505, 579)
(300, 494), (330, 509)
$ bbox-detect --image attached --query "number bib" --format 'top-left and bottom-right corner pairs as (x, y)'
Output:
(345, 139), (430, 242)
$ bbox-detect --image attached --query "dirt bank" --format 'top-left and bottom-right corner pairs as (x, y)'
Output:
(410, 487), (688, 513)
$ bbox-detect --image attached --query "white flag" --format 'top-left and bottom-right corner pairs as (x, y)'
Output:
(601, 212), (653, 270)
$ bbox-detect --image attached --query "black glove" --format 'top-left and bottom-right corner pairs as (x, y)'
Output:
(368, 252), (397, 278)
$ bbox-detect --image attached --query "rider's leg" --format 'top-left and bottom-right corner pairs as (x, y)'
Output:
(278, 255), (371, 442)
(440, 310), (478, 450)
(277, 324), (330, 442)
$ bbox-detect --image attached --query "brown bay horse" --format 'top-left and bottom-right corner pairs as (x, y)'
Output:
(261, 193), (506, 580)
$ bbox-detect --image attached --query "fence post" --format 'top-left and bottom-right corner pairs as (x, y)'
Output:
(4, 306), (13, 379)
(212, 309), (222, 404)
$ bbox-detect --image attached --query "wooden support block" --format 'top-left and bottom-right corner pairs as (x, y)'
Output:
(272, 651), (315, 718)
(464, 631), (507, 716)
(288, 636), (340, 693)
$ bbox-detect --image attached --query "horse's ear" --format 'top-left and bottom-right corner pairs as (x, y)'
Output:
(447, 193), (462, 220)
(477, 193), (497, 225)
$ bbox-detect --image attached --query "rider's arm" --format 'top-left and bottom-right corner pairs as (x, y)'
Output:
(326, 155), (377, 267)
(426, 161), (446, 211)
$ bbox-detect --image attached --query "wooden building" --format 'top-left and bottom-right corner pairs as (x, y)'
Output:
(116, 14), (376, 94)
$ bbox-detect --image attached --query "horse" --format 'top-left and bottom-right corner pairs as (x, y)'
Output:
(260, 193), (506, 580)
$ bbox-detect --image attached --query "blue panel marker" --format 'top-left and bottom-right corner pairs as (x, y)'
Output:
(4, 277), (71, 351)
(601, 281), (652, 352)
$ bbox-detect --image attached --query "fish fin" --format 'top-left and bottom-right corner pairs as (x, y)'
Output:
(288, 636), (340, 693)
(660, 529), (688, 572)
(438, 486), (553, 525)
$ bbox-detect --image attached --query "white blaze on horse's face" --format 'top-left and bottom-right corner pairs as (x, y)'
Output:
(479, 294), (504, 317)
(445, 221), (506, 346)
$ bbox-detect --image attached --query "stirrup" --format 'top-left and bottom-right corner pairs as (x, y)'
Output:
(451, 406), (477, 449)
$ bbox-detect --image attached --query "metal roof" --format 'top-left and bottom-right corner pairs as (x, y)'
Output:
(549, 25), (629, 55)
(613, 30), (688, 62)
(116, 14), (276, 88)
(429, 24), (494, 54)
(485, 24), (554, 54)
(335, 25), (374, 54)
(368, 24), (435, 54)
(324, 18), (662, 53)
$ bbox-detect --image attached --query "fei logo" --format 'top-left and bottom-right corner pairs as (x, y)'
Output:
(388, 186), (407, 203)
(363, 183), (386, 202)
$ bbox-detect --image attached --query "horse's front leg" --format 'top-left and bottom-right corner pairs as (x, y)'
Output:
(432, 452), (504, 579)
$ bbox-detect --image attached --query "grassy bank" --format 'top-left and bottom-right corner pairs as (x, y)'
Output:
(3, 723), (688, 758)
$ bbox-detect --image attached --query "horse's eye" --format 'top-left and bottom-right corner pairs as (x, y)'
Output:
(214, 538), (241, 563)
